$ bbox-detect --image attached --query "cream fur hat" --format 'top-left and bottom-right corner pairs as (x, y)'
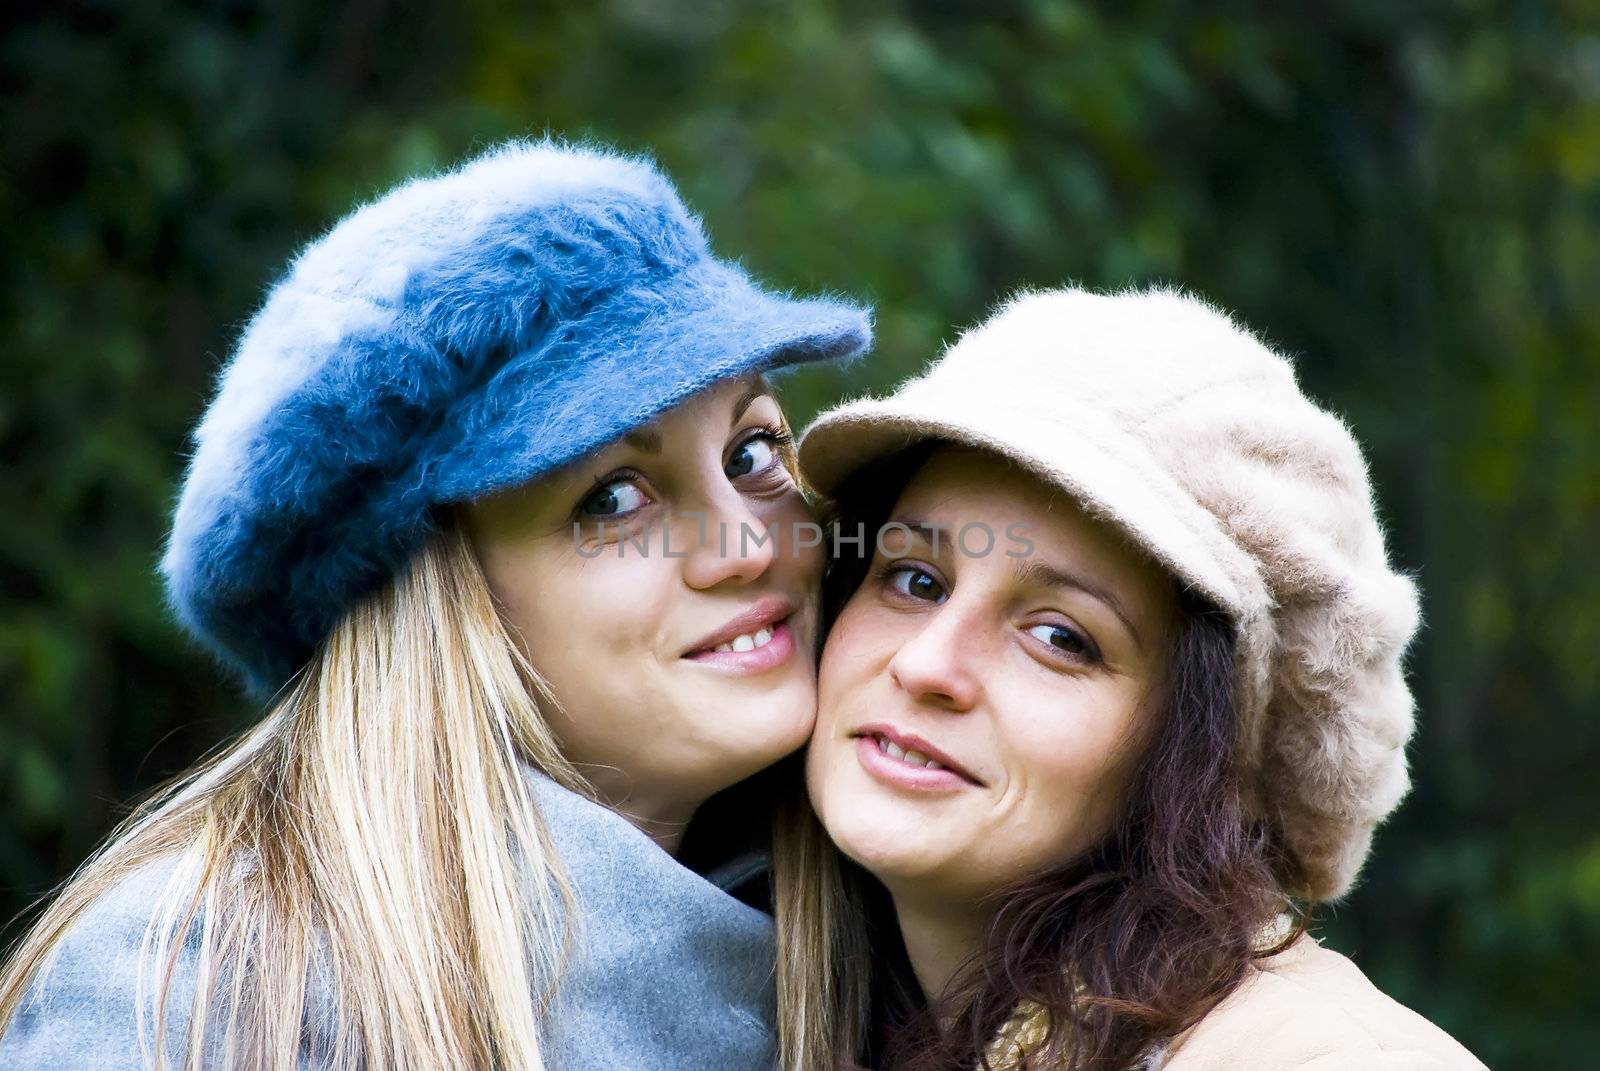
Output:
(799, 287), (1421, 902)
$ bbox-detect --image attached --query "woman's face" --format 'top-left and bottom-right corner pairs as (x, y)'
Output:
(807, 447), (1176, 906)
(466, 374), (823, 823)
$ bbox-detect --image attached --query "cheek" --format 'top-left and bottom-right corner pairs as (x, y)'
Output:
(813, 600), (887, 734)
(761, 490), (826, 585)
(808, 604), (906, 846)
(506, 546), (678, 671)
(988, 683), (1147, 867)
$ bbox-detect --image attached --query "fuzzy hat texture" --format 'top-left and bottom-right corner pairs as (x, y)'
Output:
(164, 139), (871, 697)
(799, 287), (1420, 902)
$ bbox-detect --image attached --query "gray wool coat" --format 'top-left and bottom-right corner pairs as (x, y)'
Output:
(0, 769), (778, 1069)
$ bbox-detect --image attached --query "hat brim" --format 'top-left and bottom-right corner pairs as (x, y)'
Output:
(430, 268), (871, 504)
(799, 391), (1254, 617)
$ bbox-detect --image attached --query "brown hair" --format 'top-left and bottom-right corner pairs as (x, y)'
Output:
(774, 443), (1305, 1071)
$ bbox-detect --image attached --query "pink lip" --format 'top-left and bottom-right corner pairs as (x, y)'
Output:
(852, 723), (984, 790)
(683, 619), (796, 673)
(683, 595), (795, 656)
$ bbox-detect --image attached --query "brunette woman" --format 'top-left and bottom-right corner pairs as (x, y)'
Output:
(777, 288), (1485, 1070)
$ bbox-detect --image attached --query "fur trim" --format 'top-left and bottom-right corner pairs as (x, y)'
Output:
(799, 287), (1419, 901)
(164, 139), (871, 695)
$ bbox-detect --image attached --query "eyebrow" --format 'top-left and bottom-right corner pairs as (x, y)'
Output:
(1013, 557), (1144, 653)
(622, 379), (771, 455)
(892, 522), (1144, 652)
(623, 426), (663, 454)
(729, 379), (770, 424)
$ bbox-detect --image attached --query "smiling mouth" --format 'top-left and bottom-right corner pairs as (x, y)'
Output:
(868, 733), (946, 770)
(682, 595), (796, 659)
(682, 607), (798, 673)
(851, 726), (984, 787)
(693, 616), (787, 655)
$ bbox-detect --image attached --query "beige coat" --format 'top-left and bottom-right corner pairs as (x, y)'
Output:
(990, 936), (1487, 1070)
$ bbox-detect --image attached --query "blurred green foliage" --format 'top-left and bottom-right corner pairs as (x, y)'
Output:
(2, 2), (1596, 1066)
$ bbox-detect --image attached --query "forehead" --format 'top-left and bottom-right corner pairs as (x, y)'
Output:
(619, 373), (776, 452)
(890, 446), (1069, 528)
(650, 372), (774, 424)
(893, 446), (1173, 603)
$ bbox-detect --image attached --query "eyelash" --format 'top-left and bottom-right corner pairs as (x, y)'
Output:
(872, 561), (1103, 666)
(569, 422), (794, 522)
(746, 422), (794, 460)
(1025, 621), (1102, 665)
(874, 560), (945, 602)
(572, 466), (647, 521)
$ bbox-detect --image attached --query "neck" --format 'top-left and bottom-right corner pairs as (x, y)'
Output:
(888, 885), (989, 1004)
(582, 770), (700, 856)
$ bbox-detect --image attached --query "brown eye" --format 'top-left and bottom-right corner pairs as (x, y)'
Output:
(1026, 623), (1094, 659)
(888, 566), (946, 603)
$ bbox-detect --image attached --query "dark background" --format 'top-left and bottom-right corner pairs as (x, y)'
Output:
(3, 2), (1597, 1066)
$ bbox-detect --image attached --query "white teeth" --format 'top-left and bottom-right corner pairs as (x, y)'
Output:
(873, 736), (947, 771)
(709, 627), (776, 655)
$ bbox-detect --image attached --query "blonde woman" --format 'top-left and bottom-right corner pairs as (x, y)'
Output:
(774, 289), (1486, 1069)
(0, 140), (869, 1069)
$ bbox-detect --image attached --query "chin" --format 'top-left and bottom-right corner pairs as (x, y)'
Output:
(705, 693), (814, 778)
(834, 829), (951, 886)
(820, 791), (952, 882)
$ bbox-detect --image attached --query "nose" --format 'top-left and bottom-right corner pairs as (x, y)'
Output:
(887, 602), (981, 712)
(678, 480), (776, 590)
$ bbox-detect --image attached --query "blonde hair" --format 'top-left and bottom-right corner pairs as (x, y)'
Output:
(0, 515), (587, 1069)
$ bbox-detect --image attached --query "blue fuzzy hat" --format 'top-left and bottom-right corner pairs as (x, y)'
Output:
(162, 139), (872, 697)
